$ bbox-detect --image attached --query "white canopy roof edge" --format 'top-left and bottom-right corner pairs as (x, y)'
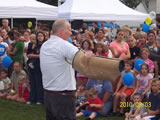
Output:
(58, 0), (149, 22)
(0, 0), (57, 20)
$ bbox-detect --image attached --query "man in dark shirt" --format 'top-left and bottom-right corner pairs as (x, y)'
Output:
(140, 79), (160, 120)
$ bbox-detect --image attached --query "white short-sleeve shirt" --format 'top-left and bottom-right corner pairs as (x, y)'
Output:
(40, 35), (79, 91)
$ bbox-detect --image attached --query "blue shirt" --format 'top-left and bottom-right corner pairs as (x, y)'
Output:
(148, 92), (160, 118)
(85, 79), (113, 102)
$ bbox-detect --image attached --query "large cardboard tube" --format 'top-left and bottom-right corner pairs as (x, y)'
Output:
(73, 51), (124, 81)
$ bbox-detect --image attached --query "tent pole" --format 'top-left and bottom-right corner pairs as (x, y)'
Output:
(35, 19), (38, 30)
(11, 18), (13, 29)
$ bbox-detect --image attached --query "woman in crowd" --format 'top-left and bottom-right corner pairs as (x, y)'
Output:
(110, 29), (130, 60)
(9, 31), (24, 65)
(27, 31), (45, 104)
(143, 30), (160, 78)
(76, 40), (93, 84)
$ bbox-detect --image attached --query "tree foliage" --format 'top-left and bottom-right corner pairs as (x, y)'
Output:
(37, 0), (58, 6)
(120, 0), (142, 8)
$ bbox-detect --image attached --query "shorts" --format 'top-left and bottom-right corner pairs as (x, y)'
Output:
(82, 110), (99, 117)
(118, 87), (135, 97)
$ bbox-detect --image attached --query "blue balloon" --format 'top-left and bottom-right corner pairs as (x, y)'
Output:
(68, 37), (72, 44)
(2, 56), (12, 68)
(123, 72), (134, 86)
(142, 24), (151, 33)
(134, 58), (145, 72)
(97, 23), (101, 28)
(0, 44), (6, 56)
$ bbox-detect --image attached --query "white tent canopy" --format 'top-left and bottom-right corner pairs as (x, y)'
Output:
(58, 0), (149, 22)
(0, 0), (58, 20)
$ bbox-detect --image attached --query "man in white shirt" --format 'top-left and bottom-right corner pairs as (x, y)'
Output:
(40, 19), (124, 120)
(40, 19), (78, 120)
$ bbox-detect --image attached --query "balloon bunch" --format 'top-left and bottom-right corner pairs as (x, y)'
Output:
(122, 59), (144, 86)
(142, 11), (156, 33)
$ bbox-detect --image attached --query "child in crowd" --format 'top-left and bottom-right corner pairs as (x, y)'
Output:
(125, 93), (147, 120)
(27, 34), (36, 69)
(136, 63), (153, 100)
(16, 76), (29, 102)
(135, 79), (160, 120)
(75, 81), (87, 112)
(140, 48), (154, 73)
(76, 88), (103, 120)
(126, 36), (140, 64)
(77, 40), (93, 84)
(94, 43), (108, 57)
(0, 69), (11, 98)
(112, 60), (137, 116)
(137, 32), (147, 48)
(30, 34), (36, 50)
(7, 76), (29, 102)
(81, 40), (93, 55)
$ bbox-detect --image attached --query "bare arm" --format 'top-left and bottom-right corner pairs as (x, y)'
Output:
(110, 47), (122, 58)
(114, 76), (123, 93)
(27, 54), (40, 59)
(6, 46), (10, 53)
(9, 47), (17, 55)
(90, 103), (104, 109)
(119, 47), (131, 60)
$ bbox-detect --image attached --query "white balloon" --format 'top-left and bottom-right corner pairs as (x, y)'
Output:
(149, 11), (156, 19)
(150, 24), (157, 29)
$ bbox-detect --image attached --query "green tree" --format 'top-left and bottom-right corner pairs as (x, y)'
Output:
(120, 0), (142, 8)
(37, 0), (58, 6)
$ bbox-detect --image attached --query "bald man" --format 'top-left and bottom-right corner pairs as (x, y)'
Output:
(40, 19), (78, 120)
(40, 19), (124, 120)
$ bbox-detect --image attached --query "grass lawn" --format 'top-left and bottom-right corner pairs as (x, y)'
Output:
(0, 99), (124, 120)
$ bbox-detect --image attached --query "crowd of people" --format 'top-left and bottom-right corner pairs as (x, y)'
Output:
(0, 18), (160, 120)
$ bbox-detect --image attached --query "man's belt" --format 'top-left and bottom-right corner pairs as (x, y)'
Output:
(44, 89), (76, 98)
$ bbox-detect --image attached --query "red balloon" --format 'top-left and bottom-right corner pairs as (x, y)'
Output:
(101, 22), (104, 26)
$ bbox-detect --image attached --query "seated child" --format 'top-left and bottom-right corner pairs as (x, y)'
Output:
(76, 88), (103, 120)
(136, 63), (153, 100)
(16, 76), (29, 102)
(140, 48), (154, 73)
(7, 75), (29, 102)
(75, 81), (87, 112)
(0, 69), (11, 98)
(125, 93), (147, 120)
(112, 60), (137, 116)
(135, 78), (160, 120)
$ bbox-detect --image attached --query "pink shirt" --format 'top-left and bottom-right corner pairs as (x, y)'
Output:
(110, 41), (129, 57)
(136, 73), (153, 90)
(144, 59), (154, 70)
(84, 50), (93, 55)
